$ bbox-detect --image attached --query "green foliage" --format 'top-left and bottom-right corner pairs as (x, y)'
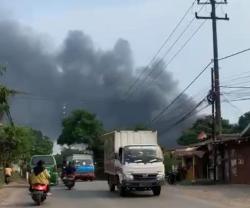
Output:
(238, 111), (250, 131)
(58, 110), (103, 146)
(177, 115), (237, 146)
(164, 151), (180, 173)
(30, 130), (53, 155)
(133, 124), (151, 131)
(178, 130), (200, 146)
(0, 125), (53, 165)
(54, 154), (63, 168)
(57, 109), (104, 159)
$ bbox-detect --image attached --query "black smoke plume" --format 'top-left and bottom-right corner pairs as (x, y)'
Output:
(0, 19), (196, 147)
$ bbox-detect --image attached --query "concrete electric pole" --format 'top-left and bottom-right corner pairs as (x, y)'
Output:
(195, 0), (229, 182)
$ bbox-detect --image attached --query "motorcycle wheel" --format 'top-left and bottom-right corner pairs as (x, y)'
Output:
(34, 194), (42, 206)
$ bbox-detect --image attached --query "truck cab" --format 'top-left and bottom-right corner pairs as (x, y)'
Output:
(117, 145), (165, 195)
(103, 131), (165, 196)
(67, 154), (95, 181)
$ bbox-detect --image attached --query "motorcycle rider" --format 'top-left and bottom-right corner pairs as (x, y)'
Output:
(61, 160), (67, 179)
(65, 161), (76, 176)
(29, 160), (51, 195)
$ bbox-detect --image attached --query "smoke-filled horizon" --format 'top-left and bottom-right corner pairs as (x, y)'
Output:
(0, 19), (197, 147)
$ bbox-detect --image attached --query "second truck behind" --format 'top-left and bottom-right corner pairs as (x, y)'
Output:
(66, 154), (95, 181)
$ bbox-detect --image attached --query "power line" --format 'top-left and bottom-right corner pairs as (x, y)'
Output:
(123, 1), (204, 100)
(150, 61), (212, 124)
(223, 80), (250, 87)
(222, 94), (243, 114)
(159, 98), (209, 135)
(132, 7), (208, 96)
(149, 19), (207, 84)
(221, 86), (250, 89)
(156, 47), (250, 131)
(229, 97), (250, 102)
(222, 74), (250, 84)
(152, 86), (210, 125)
(218, 48), (250, 61)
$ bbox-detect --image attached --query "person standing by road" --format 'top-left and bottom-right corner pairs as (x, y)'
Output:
(4, 164), (13, 184)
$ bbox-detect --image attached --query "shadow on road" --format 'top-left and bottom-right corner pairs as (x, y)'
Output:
(57, 188), (155, 199)
(1, 202), (35, 208)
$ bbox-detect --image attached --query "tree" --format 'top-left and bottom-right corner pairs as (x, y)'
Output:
(0, 125), (19, 164)
(0, 125), (53, 166)
(238, 111), (250, 131)
(177, 116), (237, 146)
(133, 124), (151, 131)
(164, 151), (180, 173)
(57, 109), (104, 158)
(30, 130), (53, 155)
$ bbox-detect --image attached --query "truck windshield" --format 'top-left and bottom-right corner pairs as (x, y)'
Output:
(123, 146), (163, 164)
(75, 159), (93, 166)
(31, 156), (55, 166)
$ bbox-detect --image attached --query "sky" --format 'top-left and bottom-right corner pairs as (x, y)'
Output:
(0, 0), (250, 151)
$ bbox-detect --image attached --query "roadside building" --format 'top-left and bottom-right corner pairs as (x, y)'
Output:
(172, 124), (250, 184)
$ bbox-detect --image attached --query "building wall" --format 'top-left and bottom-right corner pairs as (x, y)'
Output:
(227, 141), (250, 184)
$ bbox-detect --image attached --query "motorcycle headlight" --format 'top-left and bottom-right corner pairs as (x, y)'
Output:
(123, 173), (134, 181)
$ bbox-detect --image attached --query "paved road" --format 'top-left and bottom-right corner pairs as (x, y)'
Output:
(0, 181), (239, 208)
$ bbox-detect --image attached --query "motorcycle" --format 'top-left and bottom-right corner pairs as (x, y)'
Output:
(30, 184), (48, 206)
(166, 171), (177, 185)
(63, 174), (75, 190)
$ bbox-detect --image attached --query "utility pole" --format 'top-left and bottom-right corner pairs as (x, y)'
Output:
(211, 68), (217, 182)
(196, 0), (229, 182)
(210, 68), (215, 139)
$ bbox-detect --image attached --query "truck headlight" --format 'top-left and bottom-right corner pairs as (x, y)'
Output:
(123, 173), (134, 181)
(157, 174), (165, 180)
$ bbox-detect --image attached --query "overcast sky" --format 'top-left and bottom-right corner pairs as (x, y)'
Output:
(0, 0), (250, 140)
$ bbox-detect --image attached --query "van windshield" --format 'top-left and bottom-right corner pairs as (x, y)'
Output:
(123, 146), (163, 164)
(31, 156), (55, 166)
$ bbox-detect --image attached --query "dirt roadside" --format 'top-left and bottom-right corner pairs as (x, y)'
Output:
(0, 179), (28, 204)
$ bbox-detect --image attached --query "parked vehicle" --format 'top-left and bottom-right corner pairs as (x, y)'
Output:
(66, 154), (95, 181)
(30, 155), (59, 186)
(30, 184), (48, 206)
(166, 171), (177, 185)
(63, 174), (75, 190)
(102, 130), (165, 196)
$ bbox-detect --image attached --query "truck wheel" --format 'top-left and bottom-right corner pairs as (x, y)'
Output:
(109, 184), (115, 192)
(152, 186), (161, 196)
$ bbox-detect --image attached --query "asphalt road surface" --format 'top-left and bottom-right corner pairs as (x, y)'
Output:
(0, 181), (235, 208)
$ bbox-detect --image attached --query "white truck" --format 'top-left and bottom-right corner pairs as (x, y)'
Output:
(103, 130), (165, 196)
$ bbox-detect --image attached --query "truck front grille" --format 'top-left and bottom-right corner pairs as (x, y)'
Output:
(133, 174), (157, 181)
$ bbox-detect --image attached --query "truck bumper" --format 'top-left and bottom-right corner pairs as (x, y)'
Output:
(122, 179), (165, 190)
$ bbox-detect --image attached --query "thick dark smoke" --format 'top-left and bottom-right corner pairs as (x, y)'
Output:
(0, 19), (196, 147)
